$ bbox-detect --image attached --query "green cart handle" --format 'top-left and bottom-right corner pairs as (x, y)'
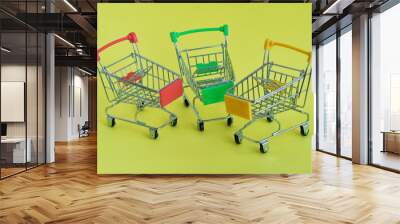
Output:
(170, 24), (229, 43)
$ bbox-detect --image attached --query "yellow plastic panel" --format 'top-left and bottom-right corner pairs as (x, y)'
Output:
(224, 95), (252, 120)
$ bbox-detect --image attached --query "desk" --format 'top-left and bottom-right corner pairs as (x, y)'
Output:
(1, 138), (31, 163)
(382, 131), (400, 154)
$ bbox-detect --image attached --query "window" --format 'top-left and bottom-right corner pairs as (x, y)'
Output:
(317, 36), (337, 154)
(0, 1), (46, 179)
(339, 28), (352, 158)
(371, 3), (400, 171)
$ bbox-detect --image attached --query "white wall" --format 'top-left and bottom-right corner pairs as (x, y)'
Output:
(1, 65), (40, 138)
(54, 67), (89, 141)
(1, 65), (26, 139)
(1, 63), (46, 164)
(55, 67), (69, 141)
(72, 73), (89, 138)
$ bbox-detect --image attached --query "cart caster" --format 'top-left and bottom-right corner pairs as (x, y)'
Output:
(259, 142), (268, 154)
(183, 97), (190, 107)
(267, 113), (274, 122)
(170, 116), (178, 127)
(300, 124), (309, 136)
(150, 128), (159, 139)
(137, 101), (145, 111)
(227, 117), (233, 126)
(107, 117), (115, 127)
(234, 133), (242, 144)
(197, 120), (204, 131)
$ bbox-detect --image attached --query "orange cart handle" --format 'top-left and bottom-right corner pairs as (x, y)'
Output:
(264, 39), (311, 63)
(97, 32), (138, 62)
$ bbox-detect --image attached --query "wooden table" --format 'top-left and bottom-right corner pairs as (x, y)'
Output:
(382, 131), (400, 154)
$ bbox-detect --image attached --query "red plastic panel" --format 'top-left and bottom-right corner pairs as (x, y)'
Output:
(159, 79), (183, 108)
(122, 72), (141, 82)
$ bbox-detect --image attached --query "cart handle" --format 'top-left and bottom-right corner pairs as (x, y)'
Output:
(97, 32), (138, 62)
(264, 39), (311, 63)
(170, 25), (228, 43)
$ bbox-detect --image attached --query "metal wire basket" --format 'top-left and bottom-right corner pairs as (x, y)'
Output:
(170, 25), (235, 131)
(97, 32), (183, 139)
(224, 39), (312, 153)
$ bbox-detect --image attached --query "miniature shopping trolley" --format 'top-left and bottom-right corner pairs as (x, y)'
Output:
(170, 25), (235, 131)
(97, 32), (183, 139)
(224, 39), (312, 153)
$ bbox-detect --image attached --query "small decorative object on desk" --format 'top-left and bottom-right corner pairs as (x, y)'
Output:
(382, 131), (400, 154)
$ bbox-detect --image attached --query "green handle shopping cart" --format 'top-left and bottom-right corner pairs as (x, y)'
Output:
(170, 24), (235, 131)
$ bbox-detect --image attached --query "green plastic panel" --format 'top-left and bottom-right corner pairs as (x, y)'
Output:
(201, 80), (234, 105)
(195, 61), (219, 74)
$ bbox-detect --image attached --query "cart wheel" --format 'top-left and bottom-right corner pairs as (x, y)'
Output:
(197, 120), (204, 131)
(234, 133), (242, 144)
(259, 143), (268, 154)
(266, 112), (273, 122)
(107, 117), (115, 127)
(300, 124), (309, 136)
(150, 128), (159, 139)
(170, 116), (178, 127)
(137, 101), (145, 111)
(227, 117), (233, 126)
(183, 97), (190, 107)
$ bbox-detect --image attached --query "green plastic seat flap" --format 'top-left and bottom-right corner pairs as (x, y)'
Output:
(201, 80), (234, 105)
(195, 61), (219, 74)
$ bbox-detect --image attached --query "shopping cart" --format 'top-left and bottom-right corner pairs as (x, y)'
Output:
(97, 32), (183, 139)
(224, 39), (312, 153)
(170, 24), (235, 131)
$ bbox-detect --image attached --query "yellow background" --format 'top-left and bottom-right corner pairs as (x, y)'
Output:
(97, 3), (313, 174)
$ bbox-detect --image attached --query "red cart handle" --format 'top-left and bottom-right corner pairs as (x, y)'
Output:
(97, 32), (138, 62)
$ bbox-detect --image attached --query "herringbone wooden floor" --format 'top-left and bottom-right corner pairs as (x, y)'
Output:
(1, 135), (400, 224)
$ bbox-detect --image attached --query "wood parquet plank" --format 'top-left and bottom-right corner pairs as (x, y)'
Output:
(0, 135), (400, 224)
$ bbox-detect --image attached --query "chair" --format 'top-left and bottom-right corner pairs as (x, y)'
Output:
(79, 121), (90, 138)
